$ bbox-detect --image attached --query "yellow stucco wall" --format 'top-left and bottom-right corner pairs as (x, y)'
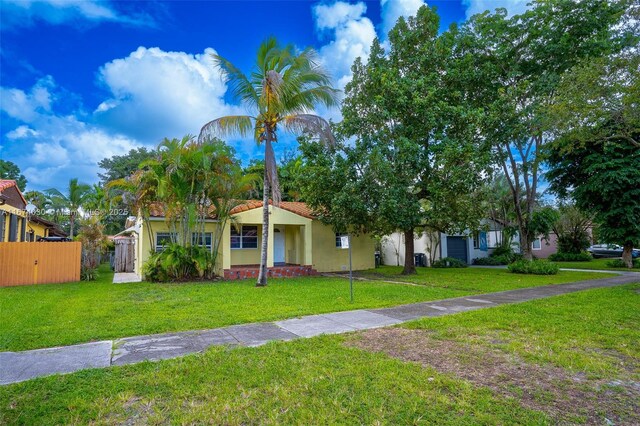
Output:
(311, 222), (375, 272)
(27, 221), (49, 240)
(135, 204), (375, 277)
(0, 204), (28, 242)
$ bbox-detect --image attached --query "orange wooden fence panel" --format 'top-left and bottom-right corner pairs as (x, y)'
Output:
(0, 242), (81, 287)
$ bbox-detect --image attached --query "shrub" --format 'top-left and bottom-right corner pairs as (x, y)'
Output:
(508, 259), (559, 275)
(432, 257), (468, 268)
(491, 244), (514, 258)
(143, 243), (215, 282)
(80, 266), (99, 281)
(548, 251), (593, 262)
(473, 256), (506, 266)
(605, 259), (640, 269)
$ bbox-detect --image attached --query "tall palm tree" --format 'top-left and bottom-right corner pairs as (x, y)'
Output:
(199, 37), (339, 286)
(45, 178), (92, 238)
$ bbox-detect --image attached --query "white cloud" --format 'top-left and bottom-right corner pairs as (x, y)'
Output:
(314, 2), (367, 31)
(463, 0), (531, 19)
(313, 2), (376, 90)
(94, 46), (240, 142)
(0, 77), (54, 122)
(1, 78), (142, 189)
(1, 0), (155, 28)
(380, 0), (427, 38)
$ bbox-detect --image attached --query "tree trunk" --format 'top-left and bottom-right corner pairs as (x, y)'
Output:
(69, 212), (75, 239)
(401, 228), (416, 275)
(622, 241), (634, 269)
(520, 227), (533, 261)
(257, 166), (270, 286)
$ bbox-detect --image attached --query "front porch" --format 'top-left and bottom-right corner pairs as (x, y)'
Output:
(224, 264), (318, 280)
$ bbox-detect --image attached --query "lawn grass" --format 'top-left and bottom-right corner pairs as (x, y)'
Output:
(358, 265), (609, 292)
(0, 264), (610, 352)
(553, 257), (639, 271)
(2, 284), (637, 425)
(403, 283), (640, 379)
(0, 336), (549, 425)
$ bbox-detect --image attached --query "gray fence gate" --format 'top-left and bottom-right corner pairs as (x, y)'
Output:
(114, 237), (135, 273)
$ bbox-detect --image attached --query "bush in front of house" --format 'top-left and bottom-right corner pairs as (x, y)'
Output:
(143, 243), (215, 282)
(432, 257), (468, 268)
(605, 259), (640, 269)
(473, 254), (516, 265)
(80, 266), (99, 281)
(508, 259), (559, 275)
(548, 251), (593, 262)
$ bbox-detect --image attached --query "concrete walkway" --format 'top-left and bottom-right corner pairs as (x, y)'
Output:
(2, 272), (638, 385)
(113, 272), (142, 283)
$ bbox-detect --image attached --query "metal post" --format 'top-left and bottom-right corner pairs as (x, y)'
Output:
(349, 234), (353, 303)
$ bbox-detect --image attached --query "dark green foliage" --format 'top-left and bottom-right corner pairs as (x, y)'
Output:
(432, 257), (468, 268)
(80, 266), (99, 281)
(605, 259), (640, 269)
(548, 252), (593, 262)
(473, 256), (508, 266)
(547, 130), (640, 266)
(0, 159), (27, 190)
(98, 148), (155, 185)
(143, 244), (215, 282)
(552, 204), (593, 254)
(508, 260), (559, 275)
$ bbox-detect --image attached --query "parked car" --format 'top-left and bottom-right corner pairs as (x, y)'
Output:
(587, 244), (640, 258)
(37, 236), (72, 242)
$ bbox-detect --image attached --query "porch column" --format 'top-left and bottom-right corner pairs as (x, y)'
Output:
(267, 208), (274, 267)
(304, 223), (313, 266)
(222, 222), (231, 271)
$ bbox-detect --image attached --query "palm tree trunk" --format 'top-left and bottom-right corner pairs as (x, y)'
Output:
(257, 166), (270, 286)
(70, 212), (75, 239)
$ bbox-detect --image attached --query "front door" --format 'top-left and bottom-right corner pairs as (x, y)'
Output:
(274, 228), (285, 265)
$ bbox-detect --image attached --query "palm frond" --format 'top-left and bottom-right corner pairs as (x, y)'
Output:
(211, 53), (259, 109)
(198, 115), (255, 143)
(282, 114), (336, 145)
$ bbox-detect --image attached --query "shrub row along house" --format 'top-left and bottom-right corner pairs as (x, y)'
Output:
(0, 180), (66, 242)
(118, 200), (375, 280)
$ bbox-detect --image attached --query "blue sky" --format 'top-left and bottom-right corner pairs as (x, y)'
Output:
(0, 0), (529, 192)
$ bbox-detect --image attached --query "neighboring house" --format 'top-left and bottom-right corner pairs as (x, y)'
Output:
(125, 200), (376, 279)
(0, 180), (28, 242)
(381, 219), (504, 266)
(0, 180), (67, 242)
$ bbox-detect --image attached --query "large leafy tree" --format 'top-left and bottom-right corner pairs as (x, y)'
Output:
(0, 160), (27, 191)
(546, 129), (640, 267)
(453, 0), (628, 260)
(302, 7), (490, 275)
(198, 37), (339, 286)
(45, 178), (92, 238)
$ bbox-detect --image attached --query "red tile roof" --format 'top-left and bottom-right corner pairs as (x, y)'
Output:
(0, 179), (27, 206)
(230, 200), (315, 219)
(148, 200), (315, 220)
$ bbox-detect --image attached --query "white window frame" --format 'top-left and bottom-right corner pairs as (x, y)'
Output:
(192, 232), (213, 252)
(532, 237), (542, 251)
(335, 233), (348, 248)
(155, 232), (176, 252)
(231, 225), (258, 249)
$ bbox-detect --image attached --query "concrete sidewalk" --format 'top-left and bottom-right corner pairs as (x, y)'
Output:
(2, 272), (638, 385)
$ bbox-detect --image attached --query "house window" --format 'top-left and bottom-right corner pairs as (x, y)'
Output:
(231, 225), (258, 249)
(473, 232), (480, 249)
(532, 238), (542, 250)
(335, 233), (348, 248)
(155, 232), (175, 252)
(192, 232), (212, 251)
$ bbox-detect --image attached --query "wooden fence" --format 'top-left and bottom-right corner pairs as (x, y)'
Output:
(0, 242), (81, 287)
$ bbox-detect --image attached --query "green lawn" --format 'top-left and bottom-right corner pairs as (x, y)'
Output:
(358, 265), (608, 292)
(1, 284), (637, 425)
(404, 283), (640, 379)
(0, 264), (609, 352)
(553, 257), (639, 271)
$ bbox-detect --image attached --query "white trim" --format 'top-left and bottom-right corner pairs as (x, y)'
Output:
(532, 237), (542, 251)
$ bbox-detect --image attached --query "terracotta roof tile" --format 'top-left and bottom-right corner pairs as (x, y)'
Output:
(148, 200), (316, 219)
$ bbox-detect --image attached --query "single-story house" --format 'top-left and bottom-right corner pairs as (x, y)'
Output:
(125, 200), (376, 279)
(381, 219), (505, 266)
